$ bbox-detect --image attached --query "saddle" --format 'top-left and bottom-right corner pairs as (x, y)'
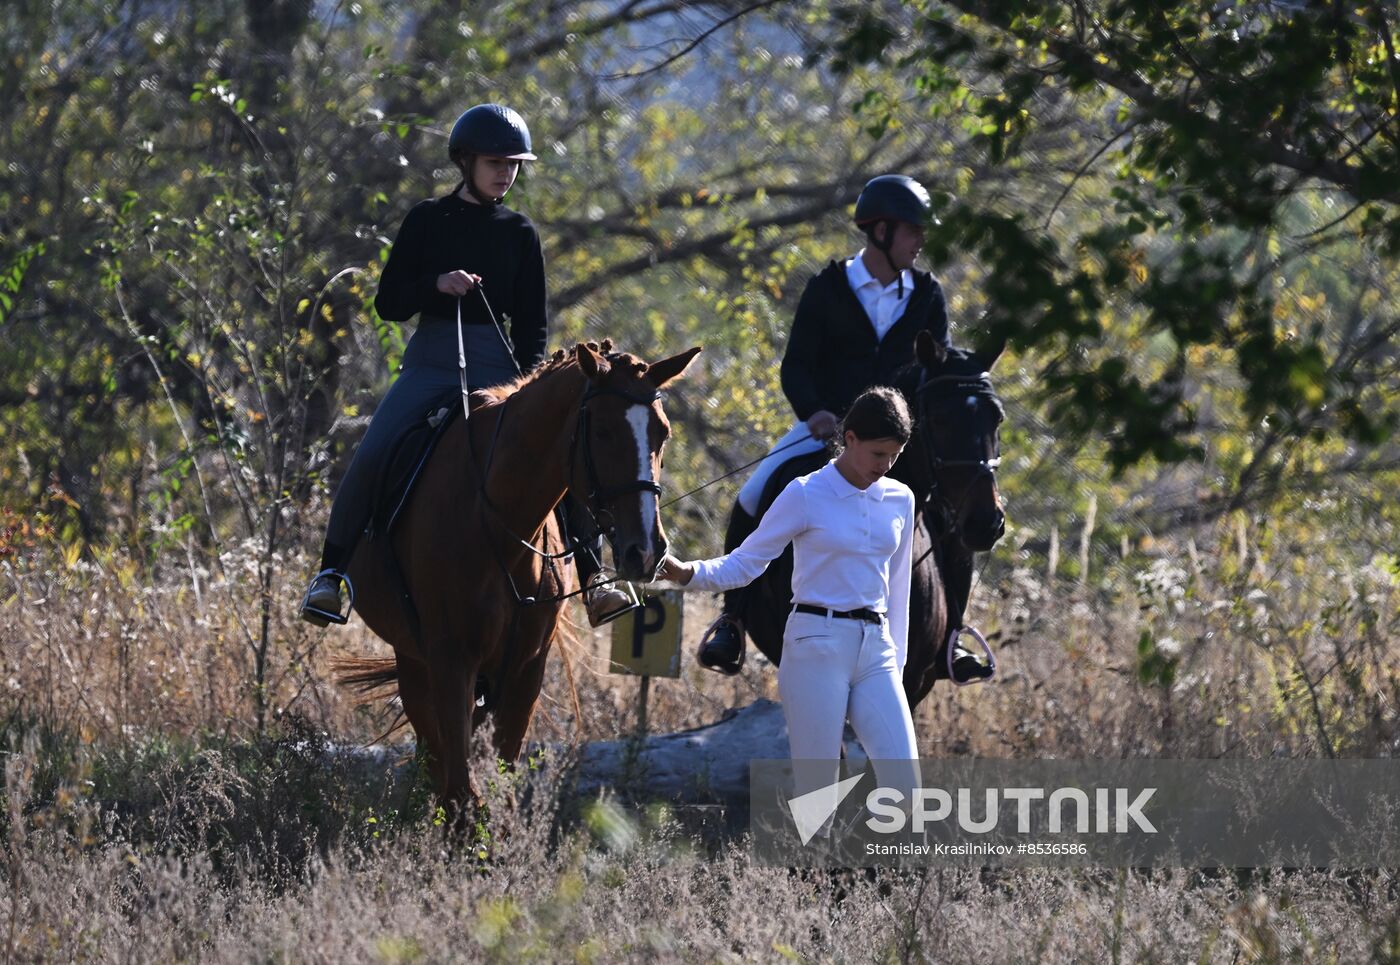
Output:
(364, 391), (493, 701)
(369, 391), (484, 540)
(749, 443), (995, 686)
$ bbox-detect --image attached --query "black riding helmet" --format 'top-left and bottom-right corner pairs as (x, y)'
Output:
(854, 175), (932, 296)
(448, 103), (537, 205)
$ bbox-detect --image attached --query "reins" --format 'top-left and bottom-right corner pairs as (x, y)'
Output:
(455, 288), (582, 606)
(455, 289), (667, 606)
(455, 284), (523, 423)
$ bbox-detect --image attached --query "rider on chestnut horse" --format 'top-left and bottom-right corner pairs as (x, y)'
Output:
(299, 103), (633, 630)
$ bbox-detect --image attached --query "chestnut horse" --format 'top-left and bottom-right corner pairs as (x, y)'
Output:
(737, 330), (1005, 708)
(340, 341), (700, 810)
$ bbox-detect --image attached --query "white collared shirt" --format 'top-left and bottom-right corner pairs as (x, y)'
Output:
(846, 250), (914, 341)
(690, 461), (917, 668)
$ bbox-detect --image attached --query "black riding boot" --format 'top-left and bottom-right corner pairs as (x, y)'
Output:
(697, 504), (759, 675)
(938, 550), (993, 683)
(299, 540), (353, 627)
(562, 497), (636, 627)
(948, 636), (994, 683)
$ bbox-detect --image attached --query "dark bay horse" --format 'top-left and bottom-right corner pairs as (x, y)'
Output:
(341, 341), (701, 810)
(737, 330), (1005, 708)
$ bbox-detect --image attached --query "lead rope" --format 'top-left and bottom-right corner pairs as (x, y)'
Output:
(659, 431), (820, 510)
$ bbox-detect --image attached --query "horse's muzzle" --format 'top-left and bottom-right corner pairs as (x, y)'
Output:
(616, 539), (661, 582)
(963, 508), (1006, 552)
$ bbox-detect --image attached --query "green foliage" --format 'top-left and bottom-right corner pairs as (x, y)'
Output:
(0, 242), (43, 327)
(828, 0), (1400, 485)
(1, 0), (1397, 750)
(0, 0), (961, 560)
(1135, 630), (1179, 690)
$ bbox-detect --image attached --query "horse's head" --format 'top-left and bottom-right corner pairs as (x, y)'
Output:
(913, 330), (1007, 553)
(573, 340), (702, 582)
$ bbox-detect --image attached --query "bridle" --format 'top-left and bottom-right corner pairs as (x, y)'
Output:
(454, 290), (664, 605)
(914, 370), (1003, 551)
(464, 366), (665, 607)
(571, 381), (664, 542)
(913, 367), (1006, 678)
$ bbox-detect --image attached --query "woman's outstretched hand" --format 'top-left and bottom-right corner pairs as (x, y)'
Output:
(654, 554), (695, 587)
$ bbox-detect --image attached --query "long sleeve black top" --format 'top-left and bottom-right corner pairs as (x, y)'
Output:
(374, 192), (549, 372)
(780, 260), (951, 422)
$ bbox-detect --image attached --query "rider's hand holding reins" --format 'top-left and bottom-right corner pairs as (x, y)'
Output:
(437, 270), (482, 295)
(806, 409), (839, 440)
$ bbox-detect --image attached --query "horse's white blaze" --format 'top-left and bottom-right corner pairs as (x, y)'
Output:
(627, 404), (657, 538)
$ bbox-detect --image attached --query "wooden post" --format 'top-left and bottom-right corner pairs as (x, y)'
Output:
(1078, 494), (1097, 584)
(636, 674), (651, 738)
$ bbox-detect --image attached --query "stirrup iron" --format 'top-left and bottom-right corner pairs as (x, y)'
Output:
(946, 625), (995, 686)
(697, 615), (745, 676)
(586, 573), (641, 626)
(300, 568), (354, 627)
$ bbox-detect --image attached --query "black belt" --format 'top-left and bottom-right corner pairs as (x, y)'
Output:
(794, 604), (885, 624)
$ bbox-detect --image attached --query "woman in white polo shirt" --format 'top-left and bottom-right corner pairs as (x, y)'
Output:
(657, 386), (920, 803)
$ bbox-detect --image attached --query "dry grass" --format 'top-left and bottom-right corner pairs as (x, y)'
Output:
(3, 522), (1399, 962)
(6, 739), (1400, 963)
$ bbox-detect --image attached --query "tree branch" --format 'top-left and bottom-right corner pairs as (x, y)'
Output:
(940, 0), (1400, 206)
(599, 0), (788, 80)
(548, 161), (943, 309)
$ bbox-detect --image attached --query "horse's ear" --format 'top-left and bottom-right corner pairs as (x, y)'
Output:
(646, 346), (702, 389)
(971, 332), (1007, 372)
(576, 342), (610, 380)
(915, 330), (947, 370)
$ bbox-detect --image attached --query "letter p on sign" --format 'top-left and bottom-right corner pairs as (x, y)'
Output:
(609, 591), (684, 677)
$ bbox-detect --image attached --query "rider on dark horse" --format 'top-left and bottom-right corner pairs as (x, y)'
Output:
(697, 174), (990, 684)
(298, 103), (633, 630)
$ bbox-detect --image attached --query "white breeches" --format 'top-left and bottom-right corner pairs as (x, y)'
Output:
(779, 607), (920, 804)
(737, 421), (827, 516)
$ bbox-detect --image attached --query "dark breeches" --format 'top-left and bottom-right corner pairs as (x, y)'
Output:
(323, 322), (516, 561)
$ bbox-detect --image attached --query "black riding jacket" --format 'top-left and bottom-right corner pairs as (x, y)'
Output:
(780, 260), (951, 421)
(374, 191), (548, 372)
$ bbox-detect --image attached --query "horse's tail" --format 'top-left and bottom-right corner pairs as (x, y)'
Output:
(554, 616), (583, 734)
(334, 656), (399, 699)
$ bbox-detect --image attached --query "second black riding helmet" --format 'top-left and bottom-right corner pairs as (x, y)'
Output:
(853, 174), (931, 228)
(854, 174), (933, 297)
(449, 104), (537, 204)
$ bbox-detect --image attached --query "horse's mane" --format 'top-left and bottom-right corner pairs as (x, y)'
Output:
(476, 348), (578, 404)
(892, 360), (923, 398)
(476, 339), (648, 404)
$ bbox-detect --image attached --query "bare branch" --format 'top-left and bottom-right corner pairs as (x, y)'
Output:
(598, 0), (788, 80)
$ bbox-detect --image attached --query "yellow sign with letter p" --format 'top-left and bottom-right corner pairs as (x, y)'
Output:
(609, 590), (684, 677)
